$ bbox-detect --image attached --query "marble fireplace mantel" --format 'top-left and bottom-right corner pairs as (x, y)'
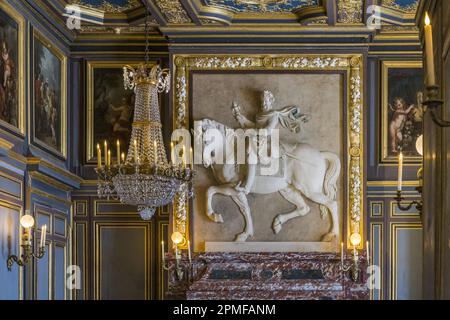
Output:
(167, 252), (370, 300)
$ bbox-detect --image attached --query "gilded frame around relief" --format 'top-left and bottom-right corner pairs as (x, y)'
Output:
(32, 29), (67, 158)
(85, 61), (145, 163)
(0, 2), (25, 135)
(381, 61), (424, 164)
(172, 54), (365, 250)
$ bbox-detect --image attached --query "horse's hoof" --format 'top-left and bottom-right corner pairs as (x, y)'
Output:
(272, 217), (282, 234)
(207, 212), (224, 223)
(235, 233), (250, 242)
(321, 232), (337, 242)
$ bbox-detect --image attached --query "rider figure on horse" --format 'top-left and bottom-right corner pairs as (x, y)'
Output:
(231, 90), (310, 195)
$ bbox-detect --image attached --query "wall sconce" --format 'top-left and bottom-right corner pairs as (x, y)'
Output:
(340, 233), (369, 282)
(7, 211), (47, 271)
(161, 231), (192, 281)
(422, 13), (449, 128)
(394, 138), (423, 214)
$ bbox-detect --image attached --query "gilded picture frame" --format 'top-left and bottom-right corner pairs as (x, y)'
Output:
(381, 61), (424, 164)
(85, 61), (145, 163)
(171, 54), (365, 250)
(32, 29), (67, 158)
(0, 1), (25, 135)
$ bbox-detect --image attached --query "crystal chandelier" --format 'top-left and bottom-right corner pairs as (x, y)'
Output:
(95, 14), (194, 220)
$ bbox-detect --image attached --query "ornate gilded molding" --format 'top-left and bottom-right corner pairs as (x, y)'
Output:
(337, 0), (363, 24)
(154, 0), (192, 24)
(382, 0), (419, 14)
(172, 54), (365, 249)
(69, 0), (142, 13)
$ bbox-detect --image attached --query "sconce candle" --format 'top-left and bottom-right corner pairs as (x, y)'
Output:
(107, 150), (111, 167)
(40, 225), (47, 248)
(366, 241), (370, 264)
(121, 152), (125, 164)
(161, 240), (165, 263)
(424, 13), (436, 86)
(397, 152), (403, 192)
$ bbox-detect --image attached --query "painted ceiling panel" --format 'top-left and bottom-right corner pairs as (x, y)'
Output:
(68, 0), (142, 12)
(382, 0), (419, 13)
(202, 0), (318, 13)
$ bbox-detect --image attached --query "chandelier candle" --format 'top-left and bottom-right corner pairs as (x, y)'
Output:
(104, 141), (108, 167)
(97, 143), (101, 169)
(117, 140), (121, 165)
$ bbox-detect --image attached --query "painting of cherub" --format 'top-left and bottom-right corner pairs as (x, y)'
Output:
(382, 62), (424, 161)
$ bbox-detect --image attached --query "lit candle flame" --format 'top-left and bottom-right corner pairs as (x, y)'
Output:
(425, 12), (430, 26)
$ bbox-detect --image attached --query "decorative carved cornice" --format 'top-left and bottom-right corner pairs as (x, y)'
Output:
(382, 0), (419, 14)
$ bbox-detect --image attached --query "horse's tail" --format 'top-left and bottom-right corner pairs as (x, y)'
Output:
(319, 152), (341, 219)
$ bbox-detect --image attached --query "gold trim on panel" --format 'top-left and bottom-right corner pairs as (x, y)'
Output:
(30, 187), (71, 206)
(370, 201), (384, 218)
(390, 223), (422, 300)
(93, 199), (138, 217)
(370, 222), (383, 300)
(158, 221), (169, 300)
(74, 200), (88, 217)
(0, 2), (26, 135)
(0, 200), (24, 299)
(380, 61), (423, 164)
(74, 221), (88, 300)
(53, 213), (67, 237)
(0, 171), (23, 200)
(94, 222), (152, 300)
(53, 241), (68, 300)
(389, 200), (421, 218)
(172, 54), (365, 249)
(32, 29), (68, 158)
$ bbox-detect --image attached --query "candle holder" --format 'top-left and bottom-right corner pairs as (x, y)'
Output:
(161, 232), (193, 282)
(7, 213), (47, 271)
(423, 85), (449, 127)
(395, 168), (423, 214)
(340, 233), (369, 282)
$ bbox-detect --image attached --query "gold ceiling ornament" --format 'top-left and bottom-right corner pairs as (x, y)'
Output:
(154, 0), (192, 24)
(337, 0), (363, 24)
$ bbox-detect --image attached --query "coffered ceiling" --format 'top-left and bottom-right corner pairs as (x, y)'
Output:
(37, 0), (422, 39)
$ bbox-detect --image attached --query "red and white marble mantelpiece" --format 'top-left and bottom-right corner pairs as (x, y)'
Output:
(167, 252), (369, 300)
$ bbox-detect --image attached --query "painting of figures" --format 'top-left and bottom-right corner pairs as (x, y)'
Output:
(382, 61), (424, 162)
(86, 62), (138, 162)
(0, 6), (19, 129)
(33, 32), (66, 156)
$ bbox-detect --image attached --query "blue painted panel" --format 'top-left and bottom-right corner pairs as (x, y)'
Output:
(36, 242), (50, 300)
(204, 0), (317, 13)
(54, 244), (66, 300)
(0, 175), (22, 199)
(0, 206), (21, 300)
(396, 228), (423, 300)
(54, 216), (66, 236)
(372, 224), (382, 300)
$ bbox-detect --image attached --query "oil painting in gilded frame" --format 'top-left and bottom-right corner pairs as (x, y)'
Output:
(0, 2), (25, 134)
(32, 30), (67, 158)
(86, 62), (143, 163)
(381, 61), (424, 164)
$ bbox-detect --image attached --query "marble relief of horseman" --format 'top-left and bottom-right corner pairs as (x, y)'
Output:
(198, 90), (341, 242)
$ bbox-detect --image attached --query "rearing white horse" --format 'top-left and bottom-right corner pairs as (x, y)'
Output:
(196, 118), (341, 243)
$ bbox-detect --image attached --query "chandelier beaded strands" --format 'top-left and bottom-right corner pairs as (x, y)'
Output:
(95, 11), (194, 220)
